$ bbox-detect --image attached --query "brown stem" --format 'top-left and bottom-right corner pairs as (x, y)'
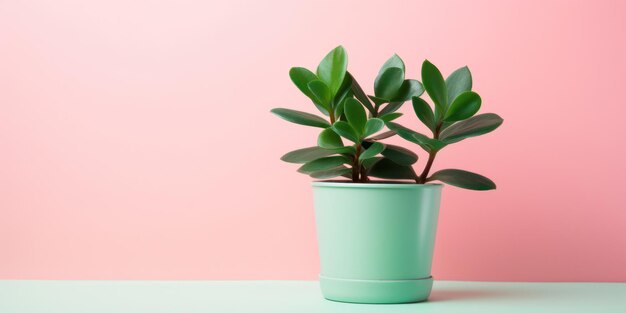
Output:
(417, 122), (443, 184)
(359, 165), (369, 183)
(418, 151), (437, 184)
(352, 145), (362, 182)
(373, 102), (381, 117)
(433, 123), (442, 139)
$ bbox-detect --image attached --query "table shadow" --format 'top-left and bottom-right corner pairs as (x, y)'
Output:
(319, 287), (538, 312)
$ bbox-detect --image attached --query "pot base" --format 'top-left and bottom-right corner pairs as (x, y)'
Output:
(319, 275), (433, 304)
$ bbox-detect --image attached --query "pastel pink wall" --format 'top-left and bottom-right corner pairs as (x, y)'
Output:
(1, 0), (625, 281)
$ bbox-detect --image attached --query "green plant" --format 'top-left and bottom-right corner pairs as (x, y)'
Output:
(272, 46), (503, 190)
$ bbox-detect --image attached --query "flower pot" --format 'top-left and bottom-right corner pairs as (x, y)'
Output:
(312, 182), (442, 304)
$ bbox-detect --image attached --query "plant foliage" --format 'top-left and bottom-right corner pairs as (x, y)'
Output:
(272, 46), (503, 190)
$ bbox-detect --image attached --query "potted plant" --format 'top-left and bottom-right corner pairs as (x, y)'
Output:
(271, 46), (503, 304)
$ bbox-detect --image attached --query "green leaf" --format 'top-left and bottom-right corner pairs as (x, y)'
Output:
(335, 146), (357, 155)
(310, 166), (352, 179)
(368, 130), (396, 140)
(440, 120), (455, 132)
(379, 112), (402, 122)
(310, 166), (351, 179)
(444, 91), (481, 122)
(289, 67), (318, 99)
(361, 156), (382, 169)
(339, 112), (348, 122)
(412, 97), (435, 132)
(318, 128), (344, 148)
(295, 145), (354, 157)
(271, 108), (330, 128)
(344, 98), (367, 134)
(386, 122), (423, 142)
(393, 79), (425, 102)
(387, 122), (447, 152)
(363, 118), (384, 138)
(331, 121), (360, 143)
(374, 67), (404, 100)
(332, 74), (353, 108)
(427, 169), (496, 190)
(377, 54), (406, 76)
(349, 73), (376, 115)
(446, 66), (472, 104)
(332, 121), (361, 143)
(378, 101), (404, 116)
(374, 54), (405, 99)
(368, 158), (417, 180)
(359, 142), (385, 161)
(307, 80), (332, 109)
(381, 144), (418, 166)
(422, 60), (448, 118)
(280, 146), (339, 164)
(440, 113), (503, 144)
(288, 68), (329, 116)
(298, 156), (350, 173)
(309, 166), (352, 179)
(334, 97), (346, 119)
(368, 95), (388, 107)
(312, 102), (330, 116)
(317, 46), (348, 97)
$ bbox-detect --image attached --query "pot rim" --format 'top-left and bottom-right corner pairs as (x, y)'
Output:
(312, 181), (443, 189)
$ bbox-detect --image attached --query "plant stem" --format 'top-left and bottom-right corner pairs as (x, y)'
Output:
(417, 151), (437, 184)
(417, 122), (442, 183)
(352, 145), (362, 182)
(373, 102), (381, 117)
(359, 165), (369, 183)
(433, 123), (442, 139)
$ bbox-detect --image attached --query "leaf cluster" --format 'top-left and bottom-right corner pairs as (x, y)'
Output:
(272, 46), (503, 190)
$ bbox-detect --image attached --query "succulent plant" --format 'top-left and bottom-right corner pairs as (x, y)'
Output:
(272, 46), (503, 190)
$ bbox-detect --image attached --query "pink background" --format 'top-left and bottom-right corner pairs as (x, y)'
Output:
(2, 0), (626, 281)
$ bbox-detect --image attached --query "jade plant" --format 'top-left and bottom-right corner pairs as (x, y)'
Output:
(271, 46), (503, 190)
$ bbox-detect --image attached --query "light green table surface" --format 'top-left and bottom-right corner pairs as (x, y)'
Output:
(1, 280), (625, 313)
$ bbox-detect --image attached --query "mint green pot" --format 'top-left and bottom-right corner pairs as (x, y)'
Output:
(312, 182), (443, 304)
